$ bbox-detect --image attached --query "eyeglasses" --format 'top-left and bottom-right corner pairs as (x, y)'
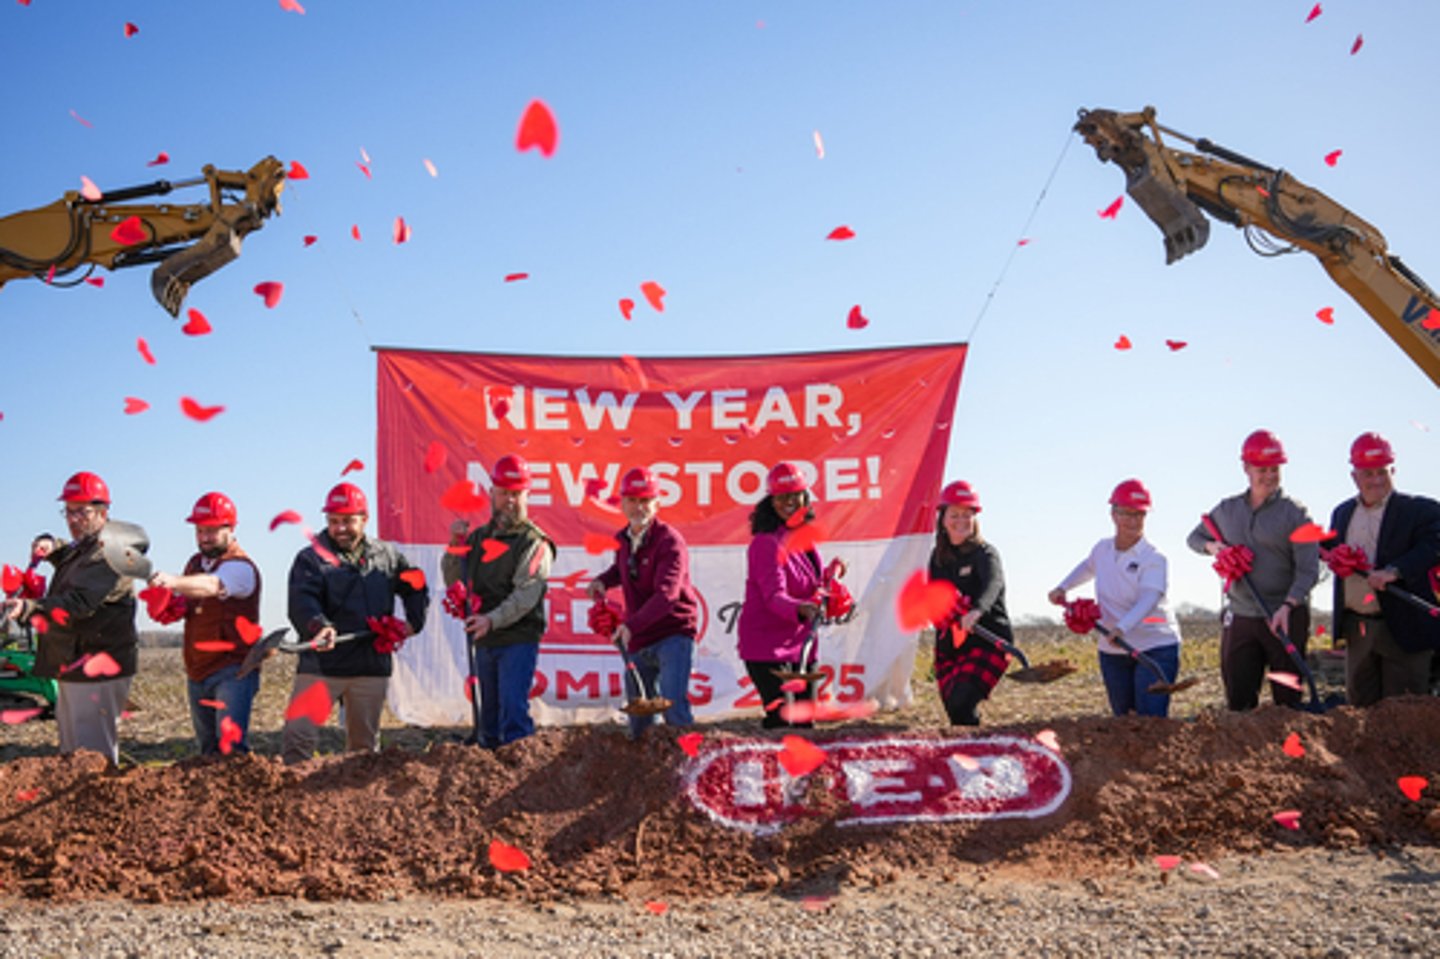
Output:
(61, 505), (101, 519)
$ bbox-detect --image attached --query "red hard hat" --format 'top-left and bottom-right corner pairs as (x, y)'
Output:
(490, 454), (532, 491)
(766, 461), (810, 496)
(938, 480), (981, 513)
(619, 466), (659, 499)
(1109, 478), (1152, 512)
(323, 482), (368, 515)
(58, 471), (110, 505)
(187, 491), (238, 527)
(1240, 429), (1287, 467)
(1350, 431), (1395, 469)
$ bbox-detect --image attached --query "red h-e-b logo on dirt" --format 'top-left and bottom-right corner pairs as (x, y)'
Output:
(685, 735), (1071, 834)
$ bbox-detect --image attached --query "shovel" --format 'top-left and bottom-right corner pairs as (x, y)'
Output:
(1202, 513), (1324, 711)
(617, 647), (672, 717)
(968, 621), (1078, 684)
(1091, 622), (1199, 695)
(99, 521), (153, 580)
(236, 628), (373, 678)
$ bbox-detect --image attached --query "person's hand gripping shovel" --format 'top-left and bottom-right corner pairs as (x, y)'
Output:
(589, 597), (670, 717)
(1060, 598), (1198, 695)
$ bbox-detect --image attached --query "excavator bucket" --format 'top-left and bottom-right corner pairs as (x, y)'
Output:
(1124, 163), (1211, 264)
(150, 224), (243, 317)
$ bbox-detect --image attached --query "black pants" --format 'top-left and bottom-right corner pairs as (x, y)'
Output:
(1221, 608), (1310, 710)
(744, 660), (814, 729)
(941, 678), (984, 726)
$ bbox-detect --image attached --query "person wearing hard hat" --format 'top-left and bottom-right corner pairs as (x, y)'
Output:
(927, 480), (1014, 726)
(281, 482), (430, 764)
(1049, 480), (1184, 717)
(1, 472), (142, 763)
(147, 492), (263, 756)
(441, 454), (556, 748)
(1187, 430), (1320, 710)
(1322, 433), (1440, 705)
(587, 466), (701, 737)
(736, 462), (846, 728)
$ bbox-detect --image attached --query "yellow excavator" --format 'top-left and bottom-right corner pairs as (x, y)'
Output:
(0, 156), (285, 316)
(1075, 107), (1440, 388)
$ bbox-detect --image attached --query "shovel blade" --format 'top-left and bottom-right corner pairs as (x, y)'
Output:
(1007, 659), (1078, 684)
(620, 696), (673, 717)
(237, 628), (290, 678)
(1145, 675), (1200, 696)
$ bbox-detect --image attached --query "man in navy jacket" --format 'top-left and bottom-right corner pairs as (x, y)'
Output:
(1326, 432), (1440, 705)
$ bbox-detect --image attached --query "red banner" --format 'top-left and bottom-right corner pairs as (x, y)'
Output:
(376, 343), (967, 545)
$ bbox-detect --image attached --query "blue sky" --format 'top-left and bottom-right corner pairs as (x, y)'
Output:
(3, 1), (1439, 628)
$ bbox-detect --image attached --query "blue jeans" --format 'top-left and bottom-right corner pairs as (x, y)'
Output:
(623, 634), (695, 738)
(1099, 644), (1180, 717)
(187, 662), (260, 756)
(472, 641), (540, 749)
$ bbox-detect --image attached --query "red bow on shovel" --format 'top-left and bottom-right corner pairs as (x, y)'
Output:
(1322, 544), (1440, 618)
(1061, 599), (1198, 695)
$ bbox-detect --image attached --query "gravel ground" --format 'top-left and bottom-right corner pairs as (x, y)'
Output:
(3, 846), (1437, 957)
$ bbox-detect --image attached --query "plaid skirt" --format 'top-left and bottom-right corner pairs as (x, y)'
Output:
(935, 624), (1009, 700)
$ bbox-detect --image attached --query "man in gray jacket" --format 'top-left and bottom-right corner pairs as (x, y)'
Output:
(1188, 430), (1319, 710)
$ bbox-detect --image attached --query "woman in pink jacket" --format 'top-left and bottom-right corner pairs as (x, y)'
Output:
(737, 462), (833, 729)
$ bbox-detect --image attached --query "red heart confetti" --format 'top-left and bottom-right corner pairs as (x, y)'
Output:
(515, 99), (559, 157)
(279, 0), (306, 15)
(1165, 339), (1187, 351)
(83, 651), (122, 678)
(1154, 855), (1182, 871)
(423, 441), (447, 473)
(286, 160), (309, 180)
(357, 163), (372, 180)
(341, 458), (364, 476)
(1273, 809), (1302, 830)
(619, 298), (635, 320)
(896, 570), (959, 631)
(253, 282), (284, 308)
(269, 509), (302, 531)
(122, 397), (149, 415)
(584, 533), (620, 556)
(826, 225), (855, 241)
(146, 151), (170, 167)
(1289, 523), (1334, 544)
(644, 901), (668, 916)
(85, 277), (105, 287)
(1114, 335), (1132, 350)
(423, 158), (438, 177)
(50, 608), (69, 626)
(847, 305), (869, 330)
(393, 216), (411, 244)
(1282, 732), (1305, 758)
(193, 641), (235, 653)
(1323, 149), (1342, 167)
(464, 675), (478, 702)
(779, 678), (808, 694)
(1316, 306), (1335, 325)
(15, 789), (39, 803)
(181, 308), (212, 336)
(198, 699), (226, 710)
(123, 21), (139, 37)
(351, 225), (362, 241)
(1305, 3), (1321, 22)
(1017, 237), (1031, 246)
(1268, 671), (1303, 692)
(1398, 776), (1429, 802)
(480, 539), (509, 563)
(1422, 309), (1440, 331)
(1098, 196), (1124, 219)
(1, 708), (44, 726)
(504, 272), (528, 282)
(488, 839), (532, 872)
(110, 216), (147, 246)
(284, 680), (332, 725)
(80, 175), (102, 201)
(303, 235), (318, 247)
(1350, 34), (1363, 55)
(813, 129), (825, 159)
(676, 732), (703, 758)
(1189, 862), (1221, 880)
(800, 896), (832, 913)
(777, 735), (826, 777)
(69, 109), (94, 128)
(1035, 729), (1061, 752)
(233, 616), (263, 646)
(218, 716), (243, 755)
(440, 481), (489, 513)
(399, 569), (426, 591)
(640, 281), (667, 312)
(180, 397), (225, 422)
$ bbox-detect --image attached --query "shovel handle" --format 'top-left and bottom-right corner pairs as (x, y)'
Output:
(1093, 623), (1174, 688)
(968, 622), (1032, 671)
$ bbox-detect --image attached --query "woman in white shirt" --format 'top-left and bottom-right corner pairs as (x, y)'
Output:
(1048, 479), (1183, 717)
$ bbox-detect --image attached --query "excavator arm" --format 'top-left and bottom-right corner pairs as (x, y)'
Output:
(0, 156), (285, 316)
(1074, 107), (1440, 387)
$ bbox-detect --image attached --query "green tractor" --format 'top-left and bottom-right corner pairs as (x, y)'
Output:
(1, 623), (57, 717)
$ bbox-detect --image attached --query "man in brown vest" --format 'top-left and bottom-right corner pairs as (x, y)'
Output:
(148, 492), (262, 756)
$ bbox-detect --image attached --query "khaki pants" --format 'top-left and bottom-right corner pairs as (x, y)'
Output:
(1344, 614), (1432, 706)
(281, 673), (389, 765)
(55, 677), (133, 765)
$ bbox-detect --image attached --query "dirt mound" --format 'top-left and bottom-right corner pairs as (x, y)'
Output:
(2, 699), (1438, 904)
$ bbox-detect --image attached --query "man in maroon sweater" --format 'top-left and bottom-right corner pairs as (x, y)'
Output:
(587, 466), (700, 737)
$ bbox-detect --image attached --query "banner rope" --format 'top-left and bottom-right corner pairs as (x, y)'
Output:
(962, 130), (1075, 345)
